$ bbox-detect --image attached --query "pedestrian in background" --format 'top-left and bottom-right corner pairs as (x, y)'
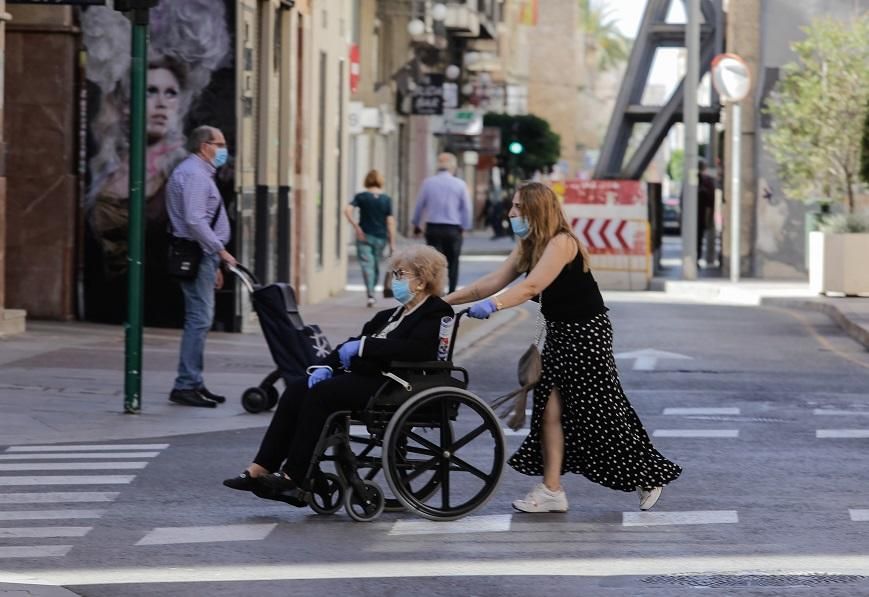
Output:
(412, 152), (472, 293)
(445, 182), (681, 513)
(697, 159), (716, 266)
(166, 125), (237, 408)
(344, 169), (396, 308)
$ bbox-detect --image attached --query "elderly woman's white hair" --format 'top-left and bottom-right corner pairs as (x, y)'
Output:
(390, 245), (448, 297)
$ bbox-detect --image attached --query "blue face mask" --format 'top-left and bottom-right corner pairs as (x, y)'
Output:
(212, 147), (228, 168)
(510, 216), (531, 239)
(392, 278), (416, 305)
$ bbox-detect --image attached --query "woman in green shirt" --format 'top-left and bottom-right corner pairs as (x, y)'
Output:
(344, 170), (396, 307)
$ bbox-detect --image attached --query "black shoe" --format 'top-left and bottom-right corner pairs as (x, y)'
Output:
(223, 471), (261, 492)
(169, 389), (217, 408)
(198, 386), (226, 404)
(256, 474), (306, 507)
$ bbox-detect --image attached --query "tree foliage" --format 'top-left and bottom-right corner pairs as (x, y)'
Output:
(483, 113), (561, 178)
(764, 15), (869, 213)
(578, 0), (631, 72)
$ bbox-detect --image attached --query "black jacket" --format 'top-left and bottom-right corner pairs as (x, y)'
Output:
(323, 296), (453, 376)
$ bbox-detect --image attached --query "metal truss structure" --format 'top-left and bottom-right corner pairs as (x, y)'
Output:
(594, 0), (723, 180)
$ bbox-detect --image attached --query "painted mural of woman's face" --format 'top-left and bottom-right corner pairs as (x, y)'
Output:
(146, 67), (180, 141)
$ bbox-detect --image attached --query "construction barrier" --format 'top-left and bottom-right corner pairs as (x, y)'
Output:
(556, 179), (652, 290)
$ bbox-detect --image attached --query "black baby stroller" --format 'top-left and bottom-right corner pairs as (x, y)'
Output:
(228, 264), (332, 414)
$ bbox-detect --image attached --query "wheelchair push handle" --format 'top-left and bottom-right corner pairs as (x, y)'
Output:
(225, 263), (259, 294)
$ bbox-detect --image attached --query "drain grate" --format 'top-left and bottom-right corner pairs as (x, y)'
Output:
(642, 574), (866, 588)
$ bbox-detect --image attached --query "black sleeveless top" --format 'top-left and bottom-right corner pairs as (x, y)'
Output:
(534, 252), (608, 323)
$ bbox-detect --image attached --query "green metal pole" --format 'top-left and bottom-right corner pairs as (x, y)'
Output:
(124, 8), (149, 414)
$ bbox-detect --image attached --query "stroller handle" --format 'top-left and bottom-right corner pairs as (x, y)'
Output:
(226, 263), (259, 294)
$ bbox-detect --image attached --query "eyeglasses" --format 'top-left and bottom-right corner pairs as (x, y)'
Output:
(391, 269), (417, 281)
(206, 141), (227, 148)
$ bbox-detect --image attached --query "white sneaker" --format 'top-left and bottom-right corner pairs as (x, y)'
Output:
(638, 486), (663, 511)
(366, 297), (376, 308)
(512, 483), (568, 513)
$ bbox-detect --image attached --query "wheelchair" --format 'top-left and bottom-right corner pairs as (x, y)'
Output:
(296, 310), (506, 522)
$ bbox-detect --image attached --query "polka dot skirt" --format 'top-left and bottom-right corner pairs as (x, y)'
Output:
(508, 313), (682, 493)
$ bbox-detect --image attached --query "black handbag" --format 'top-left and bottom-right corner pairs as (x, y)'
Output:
(168, 201), (223, 279)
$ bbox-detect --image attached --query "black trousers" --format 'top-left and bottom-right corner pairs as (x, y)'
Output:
(425, 223), (463, 293)
(253, 373), (384, 482)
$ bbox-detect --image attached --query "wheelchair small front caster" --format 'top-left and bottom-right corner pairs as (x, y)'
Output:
(309, 472), (344, 515)
(344, 480), (385, 522)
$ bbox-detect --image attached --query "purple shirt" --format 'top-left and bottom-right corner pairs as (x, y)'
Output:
(411, 170), (472, 230)
(166, 154), (231, 255)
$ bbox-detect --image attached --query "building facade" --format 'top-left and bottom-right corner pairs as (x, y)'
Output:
(1, 0), (351, 333)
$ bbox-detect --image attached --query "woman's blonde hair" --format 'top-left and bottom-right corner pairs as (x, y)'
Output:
(514, 182), (591, 273)
(390, 245), (448, 297)
(364, 169), (385, 189)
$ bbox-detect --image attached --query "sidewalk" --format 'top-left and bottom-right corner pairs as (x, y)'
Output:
(651, 277), (869, 349)
(347, 229), (516, 261)
(0, 289), (516, 447)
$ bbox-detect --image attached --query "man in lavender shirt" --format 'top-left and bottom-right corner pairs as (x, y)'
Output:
(412, 152), (473, 293)
(166, 126), (237, 408)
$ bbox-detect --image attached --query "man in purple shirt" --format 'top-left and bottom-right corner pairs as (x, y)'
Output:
(166, 126), (237, 408)
(412, 152), (473, 292)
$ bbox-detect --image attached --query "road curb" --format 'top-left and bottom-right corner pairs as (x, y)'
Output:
(0, 583), (80, 597)
(760, 297), (869, 351)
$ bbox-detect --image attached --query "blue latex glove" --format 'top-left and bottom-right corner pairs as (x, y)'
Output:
(468, 299), (498, 319)
(307, 367), (332, 388)
(338, 340), (361, 369)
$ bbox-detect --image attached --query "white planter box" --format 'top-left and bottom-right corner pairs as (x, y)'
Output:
(808, 231), (869, 295)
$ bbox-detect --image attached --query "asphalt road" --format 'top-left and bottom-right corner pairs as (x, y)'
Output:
(2, 257), (869, 596)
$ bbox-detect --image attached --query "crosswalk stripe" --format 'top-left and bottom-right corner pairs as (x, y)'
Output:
(0, 461), (148, 472)
(0, 509), (104, 521)
(0, 462), (149, 472)
(389, 514), (512, 536)
(816, 429), (869, 438)
(5, 444), (169, 452)
(0, 475), (135, 486)
(0, 452), (160, 460)
(0, 526), (93, 538)
(0, 492), (119, 504)
(663, 408), (740, 415)
(849, 509), (869, 522)
(136, 523), (277, 546)
(813, 409), (869, 416)
(0, 545), (72, 558)
(623, 510), (738, 527)
(652, 429), (739, 438)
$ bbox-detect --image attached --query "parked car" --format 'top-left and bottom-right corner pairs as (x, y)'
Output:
(662, 195), (681, 234)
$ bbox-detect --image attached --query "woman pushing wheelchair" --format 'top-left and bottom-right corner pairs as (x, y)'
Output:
(446, 182), (681, 513)
(223, 245), (452, 503)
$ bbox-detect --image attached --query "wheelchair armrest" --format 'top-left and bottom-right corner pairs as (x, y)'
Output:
(389, 360), (454, 370)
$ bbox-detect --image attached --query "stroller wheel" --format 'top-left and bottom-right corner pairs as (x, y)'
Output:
(265, 386), (280, 410)
(241, 387), (269, 414)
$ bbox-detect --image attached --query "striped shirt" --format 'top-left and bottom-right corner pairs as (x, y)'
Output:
(411, 170), (473, 230)
(166, 154), (231, 255)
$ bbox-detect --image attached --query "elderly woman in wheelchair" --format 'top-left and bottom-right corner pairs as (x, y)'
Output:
(224, 245), (505, 521)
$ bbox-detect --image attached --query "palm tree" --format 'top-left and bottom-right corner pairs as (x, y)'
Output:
(578, 0), (631, 72)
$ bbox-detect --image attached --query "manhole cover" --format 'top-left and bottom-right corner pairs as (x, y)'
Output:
(642, 574), (866, 588)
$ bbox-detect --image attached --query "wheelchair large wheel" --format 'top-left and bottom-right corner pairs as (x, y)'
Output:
(382, 387), (505, 521)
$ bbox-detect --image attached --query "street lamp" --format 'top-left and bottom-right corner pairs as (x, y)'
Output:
(431, 2), (448, 22)
(407, 18), (425, 37)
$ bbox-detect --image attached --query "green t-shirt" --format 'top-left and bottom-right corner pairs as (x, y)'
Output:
(351, 191), (392, 239)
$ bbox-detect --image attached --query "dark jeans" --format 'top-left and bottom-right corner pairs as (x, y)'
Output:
(424, 223), (463, 293)
(253, 373), (384, 482)
(173, 253), (220, 390)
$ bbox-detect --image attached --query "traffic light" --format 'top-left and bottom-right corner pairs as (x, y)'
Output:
(508, 141), (524, 155)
